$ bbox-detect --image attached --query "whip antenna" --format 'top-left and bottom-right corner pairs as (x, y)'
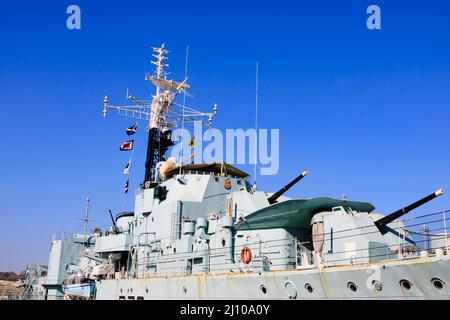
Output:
(180, 45), (189, 175)
(253, 61), (259, 189)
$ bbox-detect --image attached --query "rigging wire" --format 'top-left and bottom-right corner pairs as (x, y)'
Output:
(179, 45), (189, 175)
(253, 61), (259, 188)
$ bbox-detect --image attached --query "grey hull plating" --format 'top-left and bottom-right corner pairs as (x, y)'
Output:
(95, 255), (450, 300)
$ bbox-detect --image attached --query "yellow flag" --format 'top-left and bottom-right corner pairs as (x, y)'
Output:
(189, 136), (195, 149)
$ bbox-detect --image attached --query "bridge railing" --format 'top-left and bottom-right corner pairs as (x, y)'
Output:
(125, 209), (450, 277)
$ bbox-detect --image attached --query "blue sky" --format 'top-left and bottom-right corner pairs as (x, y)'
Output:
(0, 0), (449, 270)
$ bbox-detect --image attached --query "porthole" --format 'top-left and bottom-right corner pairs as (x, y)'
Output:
(372, 280), (383, 292)
(222, 239), (226, 247)
(214, 177), (219, 182)
(260, 285), (267, 294)
(305, 283), (314, 294)
(182, 286), (187, 294)
(399, 279), (412, 290)
(347, 282), (358, 292)
(284, 281), (297, 300)
(431, 278), (445, 290)
(145, 288), (149, 294)
(173, 248), (176, 253)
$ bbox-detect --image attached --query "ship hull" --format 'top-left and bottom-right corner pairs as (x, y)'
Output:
(95, 255), (450, 300)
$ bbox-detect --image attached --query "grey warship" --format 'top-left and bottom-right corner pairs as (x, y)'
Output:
(27, 44), (450, 300)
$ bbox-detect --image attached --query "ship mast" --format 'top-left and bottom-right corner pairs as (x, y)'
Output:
(143, 44), (174, 185)
(82, 195), (90, 242)
(102, 44), (218, 187)
(77, 195), (92, 255)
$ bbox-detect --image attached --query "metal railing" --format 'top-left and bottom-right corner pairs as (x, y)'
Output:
(129, 210), (450, 277)
(39, 209), (450, 283)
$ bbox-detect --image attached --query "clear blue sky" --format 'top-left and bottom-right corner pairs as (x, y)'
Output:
(0, 0), (449, 270)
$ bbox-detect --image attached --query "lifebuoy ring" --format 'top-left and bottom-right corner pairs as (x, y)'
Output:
(224, 178), (231, 190)
(241, 246), (252, 264)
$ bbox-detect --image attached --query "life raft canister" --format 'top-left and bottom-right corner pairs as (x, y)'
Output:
(241, 246), (252, 264)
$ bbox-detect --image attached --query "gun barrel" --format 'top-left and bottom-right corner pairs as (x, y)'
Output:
(268, 169), (308, 204)
(108, 209), (117, 227)
(375, 188), (444, 230)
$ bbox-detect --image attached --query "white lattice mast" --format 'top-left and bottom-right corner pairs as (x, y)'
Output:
(145, 44), (192, 130)
(151, 44), (169, 96)
(148, 44), (169, 129)
(148, 44), (172, 129)
(102, 42), (214, 129)
(102, 43), (219, 185)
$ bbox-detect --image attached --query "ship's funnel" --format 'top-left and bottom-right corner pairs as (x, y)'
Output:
(374, 189), (445, 232)
(267, 169), (308, 204)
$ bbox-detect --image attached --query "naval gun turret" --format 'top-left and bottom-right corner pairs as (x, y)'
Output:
(374, 188), (445, 233)
(267, 169), (308, 204)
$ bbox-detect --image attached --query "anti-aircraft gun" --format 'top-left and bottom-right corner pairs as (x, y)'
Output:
(108, 209), (120, 234)
(374, 188), (445, 233)
(267, 169), (308, 204)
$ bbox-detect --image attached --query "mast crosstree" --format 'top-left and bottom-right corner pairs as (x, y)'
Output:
(102, 44), (218, 186)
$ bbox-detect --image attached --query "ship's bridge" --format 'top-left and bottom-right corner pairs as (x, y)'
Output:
(164, 162), (249, 179)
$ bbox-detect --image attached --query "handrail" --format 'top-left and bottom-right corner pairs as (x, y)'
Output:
(130, 209), (450, 277)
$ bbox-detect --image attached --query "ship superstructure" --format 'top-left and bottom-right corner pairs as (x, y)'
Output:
(28, 44), (450, 300)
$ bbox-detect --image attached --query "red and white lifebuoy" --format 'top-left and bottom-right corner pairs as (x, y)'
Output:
(241, 246), (252, 264)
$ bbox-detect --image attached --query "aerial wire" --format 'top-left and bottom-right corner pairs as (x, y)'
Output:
(253, 61), (259, 189)
(179, 45), (189, 175)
